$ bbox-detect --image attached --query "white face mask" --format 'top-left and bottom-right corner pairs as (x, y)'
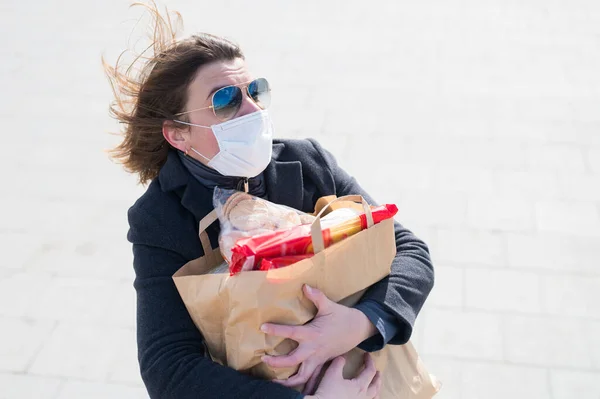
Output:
(175, 110), (274, 178)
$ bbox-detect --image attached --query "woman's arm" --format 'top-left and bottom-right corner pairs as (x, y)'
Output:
(309, 139), (435, 347)
(132, 242), (303, 399)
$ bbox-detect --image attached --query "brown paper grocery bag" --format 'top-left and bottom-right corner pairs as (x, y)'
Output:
(334, 291), (441, 398)
(173, 195), (440, 398)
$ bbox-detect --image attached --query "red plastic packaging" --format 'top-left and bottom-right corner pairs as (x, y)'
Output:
(258, 255), (314, 271)
(230, 204), (398, 275)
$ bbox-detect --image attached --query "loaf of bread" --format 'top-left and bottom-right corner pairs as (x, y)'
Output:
(215, 189), (316, 267)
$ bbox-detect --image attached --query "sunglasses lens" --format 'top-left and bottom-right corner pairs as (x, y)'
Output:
(248, 78), (271, 109)
(212, 86), (242, 120)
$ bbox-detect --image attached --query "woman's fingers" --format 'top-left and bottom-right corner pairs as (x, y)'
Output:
(323, 356), (345, 381)
(275, 361), (315, 387)
(367, 371), (382, 398)
(261, 322), (308, 341)
(262, 345), (312, 368)
(354, 353), (377, 388)
(303, 285), (330, 315)
(302, 363), (324, 395)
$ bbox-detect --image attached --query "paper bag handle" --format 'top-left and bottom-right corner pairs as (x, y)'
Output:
(310, 195), (374, 254)
(198, 209), (218, 264)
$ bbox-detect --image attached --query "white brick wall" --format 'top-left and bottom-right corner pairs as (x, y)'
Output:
(106, 328), (143, 385)
(461, 362), (550, 399)
(589, 321), (600, 370)
(587, 148), (600, 173)
(361, 163), (435, 192)
(0, 275), (135, 328)
(527, 144), (586, 173)
(436, 139), (528, 170)
(434, 229), (506, 267)
(0, 273), (49, 318)
(468, 197), (534, 232)
(535, 200), (600, 236)
(26, 237), (135, 281)
(55, 381), (149, 399)
(542, 274), (600, 319)
(544, 122), (582, 144)
(426, 266), (464, 308)
(0, 317), (55, 372)
(550, 370), (600, 399)
(0, 232), (43, 271)
(0, 373), (62, 399)
(433, 167), (494, 195)
(418, 356), (463, 399)
(506, 232), (600, 274)
(465, 269), (541, 313)
(557, 174), (600, 201)
(493, 170), (559, 199)
(29, 323), (134, 381)
(421, 308), (503, 361)
(394, 190), (468, 228)
(504, 315), (593, 368)
(0, 199), (94, 235)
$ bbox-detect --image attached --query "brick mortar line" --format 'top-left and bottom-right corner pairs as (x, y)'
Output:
(0, 268), (135, 285)
(546, 368), (555, 399)
(582, 145), (593, 174)
(24, 320), (59, 373)
(422, 303), (600, 323)
(51, 379), (66, 399)
(0, 315), (137, 332)
(538, 271), (547, 314)
(435, 261), (600, 278)
(0, 369), (145, 389)
(0, 316), (137, 331)
(499, 312), (509, 367)
(420, 355), (600, 374)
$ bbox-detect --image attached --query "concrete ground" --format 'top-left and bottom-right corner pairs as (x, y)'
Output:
(1, 0), (599, 398)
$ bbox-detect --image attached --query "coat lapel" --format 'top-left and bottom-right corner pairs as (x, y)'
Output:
(264, 142), (304, 211)
(159, 142), (305, 223)
(179, 178), (214, 223)
(159, 151), (214, 224)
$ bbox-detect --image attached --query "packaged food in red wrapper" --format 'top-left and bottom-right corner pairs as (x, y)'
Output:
(230, 203), (398, 274)
(214, 188), (398, 275)
(258, 254), (314, 271)
(213, 188), (316, 268)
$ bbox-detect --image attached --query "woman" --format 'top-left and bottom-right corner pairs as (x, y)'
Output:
(105, 4), (434, 399)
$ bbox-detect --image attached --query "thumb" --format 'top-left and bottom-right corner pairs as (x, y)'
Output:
(304, 285), (329, 314)
(328, 356), (346, 376)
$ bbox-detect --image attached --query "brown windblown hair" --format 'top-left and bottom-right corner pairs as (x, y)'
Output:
(103, 2), (244, 184)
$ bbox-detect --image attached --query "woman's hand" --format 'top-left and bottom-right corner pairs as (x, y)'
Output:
(306, 354), (381, 399)
(260, 285), (377, 388)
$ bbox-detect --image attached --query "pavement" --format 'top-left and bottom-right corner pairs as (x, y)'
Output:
(1, 0), (599, 398)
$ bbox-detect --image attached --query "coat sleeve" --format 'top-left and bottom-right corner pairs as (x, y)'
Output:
(308, 139), (435, 345)
(129, 209), (303, 399)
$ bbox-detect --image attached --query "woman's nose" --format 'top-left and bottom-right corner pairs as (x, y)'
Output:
(236, 92), (262, 117)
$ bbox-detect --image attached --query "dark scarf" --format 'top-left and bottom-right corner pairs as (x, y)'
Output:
(177, 151), (267, 198)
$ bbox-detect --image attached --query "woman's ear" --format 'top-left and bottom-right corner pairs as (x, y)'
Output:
(163, 120), (189, 152)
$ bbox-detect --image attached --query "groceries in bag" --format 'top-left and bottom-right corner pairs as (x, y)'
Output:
(213, 188), (398, 275)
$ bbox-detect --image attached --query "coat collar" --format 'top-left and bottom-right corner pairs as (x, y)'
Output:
(158, 141), (304, 222)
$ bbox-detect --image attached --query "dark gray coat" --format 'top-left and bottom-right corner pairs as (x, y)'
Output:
(128, 138), (434, 399)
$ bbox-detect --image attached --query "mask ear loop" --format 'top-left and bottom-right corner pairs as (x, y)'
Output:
(188, 146), (212, 163)
(173, 120), (211, 129)
(175, 119), (215, 163)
